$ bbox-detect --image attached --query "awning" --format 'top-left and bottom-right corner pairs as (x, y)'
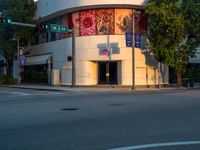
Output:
(25, 55), (51, 66)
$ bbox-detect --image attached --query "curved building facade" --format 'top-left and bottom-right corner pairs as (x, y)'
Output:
(25, 0), (169, 86)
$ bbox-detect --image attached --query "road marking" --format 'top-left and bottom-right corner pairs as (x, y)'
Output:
(0, 91), (31, 96)
(109, 141), (200, 150)
(9, 92), (31, 96)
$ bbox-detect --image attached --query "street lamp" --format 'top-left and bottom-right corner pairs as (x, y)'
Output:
(132, 10), (141, 91)
(11, 34), (20, 84)
(71, 28), (76, 87)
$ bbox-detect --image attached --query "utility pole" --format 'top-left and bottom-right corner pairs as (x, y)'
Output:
(132, 10), (141, 91)
(9, 22), (35, 84)
(71, 29), (76, 87)
(11, 34), (20, 84)
(17, 37), (20, 84)
(132, 11), (136, 91)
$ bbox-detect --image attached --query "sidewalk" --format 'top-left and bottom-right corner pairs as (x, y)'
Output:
(0, 84), (193, 93)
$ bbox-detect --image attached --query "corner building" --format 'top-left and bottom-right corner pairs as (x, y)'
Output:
(25, 0), (169, 86)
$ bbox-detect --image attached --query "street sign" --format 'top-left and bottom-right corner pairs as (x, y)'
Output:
(135, 33), (141, 48)
(50, 24), (68, 33)
(100, 48), (110, 58)
(19, 55), (26, 66)
(126, 33), (133, 47)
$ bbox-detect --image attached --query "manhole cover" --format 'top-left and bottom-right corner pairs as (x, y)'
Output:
(109, 103), (123, 106)
(61, 108), (79, 111)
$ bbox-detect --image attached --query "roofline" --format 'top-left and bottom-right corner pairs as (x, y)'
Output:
(36, 4), (145, 22)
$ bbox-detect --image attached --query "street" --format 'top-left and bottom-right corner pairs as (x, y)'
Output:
(0, 87), (200, 150)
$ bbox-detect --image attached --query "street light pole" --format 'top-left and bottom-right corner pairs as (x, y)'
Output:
(17, 36), (20, 84)
(132, 10), (141, 91)
(11, 34), (20, 84)
(71, 28), (76, 87)
(132, 12), (136, 91)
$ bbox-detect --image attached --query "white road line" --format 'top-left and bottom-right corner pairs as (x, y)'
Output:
(8, 92), (31, 96)
(0, 91), (9, 93)
(109, 141), (200, 150)
(0, 91), (31, 96)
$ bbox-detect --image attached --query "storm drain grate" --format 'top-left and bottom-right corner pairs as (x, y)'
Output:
(61, 108), (79, 111)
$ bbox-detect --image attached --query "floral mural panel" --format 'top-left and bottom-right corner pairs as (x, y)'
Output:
(68, 13), (73, 29)
(115, 9), (133, 34)
(134, 12), (148, 35)
(80, 10), (96, 36)
(61, 15), (68, 39)
(96, 9), (115, 35)
(68, 14), (73, 37)
(72, 12), (80, 36)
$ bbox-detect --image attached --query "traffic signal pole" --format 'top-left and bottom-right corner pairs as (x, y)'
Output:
(11, 21), (36, 28)
(0, 16), (36, 28)
(1, 18), (75, 87)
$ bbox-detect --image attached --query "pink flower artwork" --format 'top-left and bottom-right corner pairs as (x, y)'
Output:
(80, 10), (96, 36)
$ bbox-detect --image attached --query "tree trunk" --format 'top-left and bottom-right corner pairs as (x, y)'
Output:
(177, 72), (183, 87)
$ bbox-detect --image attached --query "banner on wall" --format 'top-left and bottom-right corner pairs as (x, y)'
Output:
(134, 12), (148, 35)
(100, 48), (110, 58)
(115, 9), (133, 34)
(80, 10), (96, 36)
(61, 15), (68, 39)
(126, 33), (133, 47)
(96, 9), (115, 35)
(135, 33), (141, 48)
(72, 12), (80, 36)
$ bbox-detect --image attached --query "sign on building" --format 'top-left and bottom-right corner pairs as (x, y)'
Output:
(135, 33), (141, 48)
(19, 55), (26, 66)
(126, 33), (133, 47)
(100, 48), (110, 58)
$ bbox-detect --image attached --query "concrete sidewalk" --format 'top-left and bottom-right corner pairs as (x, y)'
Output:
(0, 84), (191, 93)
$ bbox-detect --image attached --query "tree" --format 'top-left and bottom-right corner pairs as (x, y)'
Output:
(0, 0), (36, 78)
(145, 0), (200, 87)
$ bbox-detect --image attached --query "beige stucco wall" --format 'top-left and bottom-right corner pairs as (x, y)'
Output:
(27, 34), (169, 86)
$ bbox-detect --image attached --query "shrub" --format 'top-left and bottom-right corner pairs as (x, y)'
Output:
(0, 75), (17, 85)
(6, 78), (17, 85)
(0, 75), (7, 85)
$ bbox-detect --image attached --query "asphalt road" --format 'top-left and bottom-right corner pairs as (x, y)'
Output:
(0, 87), (200, 150)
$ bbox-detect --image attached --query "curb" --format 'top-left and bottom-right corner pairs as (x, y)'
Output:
(0, 85), (69, 92)
(1, 85), (200, 93)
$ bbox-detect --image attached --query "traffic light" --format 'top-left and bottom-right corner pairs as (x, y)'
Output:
(0, 17), (12, 24)
(44, 24), (49, 29)
(37, 23), (49, 31)
(7, 18), (12, 24)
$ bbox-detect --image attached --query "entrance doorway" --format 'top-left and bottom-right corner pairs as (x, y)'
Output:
(98, 62), (118, 84)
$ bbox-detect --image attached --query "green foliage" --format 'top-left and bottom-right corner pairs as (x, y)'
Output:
(145, 0), (200, 85)
(0, 74), (17, 85)
(0, 74), (7, 84)
(0, 0), (36, 78)
(6, 77), (17, 85)
(0, 0), (36, 46)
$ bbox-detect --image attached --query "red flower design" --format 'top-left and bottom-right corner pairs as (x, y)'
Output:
(83, 17), (93, 28)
